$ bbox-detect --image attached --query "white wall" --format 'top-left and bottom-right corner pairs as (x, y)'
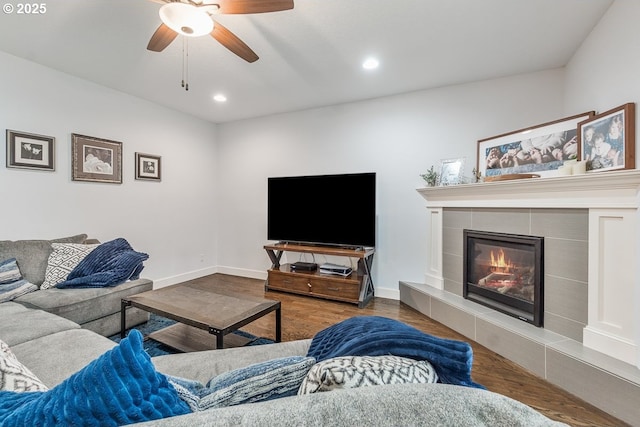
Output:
(0, 51), (219, 287)
(564, 0), (640, 158)
(216, 70), (567, 297)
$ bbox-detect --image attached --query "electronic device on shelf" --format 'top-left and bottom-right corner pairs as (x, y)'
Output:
(267, 172), (376, 248)
(290, 261), (318, 272)
(319, 263), (353, 277)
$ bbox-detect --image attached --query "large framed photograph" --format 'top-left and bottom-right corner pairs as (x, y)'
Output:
(6, 130), (55, 171)
(438, 157), (464, 186)
(71, 133), (122, 184)
(477, 111), (594, 179)
(135, 152), (161, 181)
(579, 103), (635, 172)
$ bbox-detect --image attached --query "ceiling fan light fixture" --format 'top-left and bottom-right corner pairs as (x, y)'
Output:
(159, 2), (214, 37)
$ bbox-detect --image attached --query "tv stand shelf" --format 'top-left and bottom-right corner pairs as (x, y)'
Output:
(264, 243), (375, 308)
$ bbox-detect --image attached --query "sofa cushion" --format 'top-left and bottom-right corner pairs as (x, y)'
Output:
(0, 306), (79, 347)
(0, 339), (48, 392)
(14, 278), (152, 326)
(298, 355), (438, 395)
(0, 330), (190, 426)
(0, 234), (87, 286)
(41, 243), (99, 289)
(11, 329), (116, 387)
(168, 356), (316, 411)
(0, 259), (37, 303)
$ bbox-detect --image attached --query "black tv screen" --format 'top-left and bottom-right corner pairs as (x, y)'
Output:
(267, 172), (376, 248)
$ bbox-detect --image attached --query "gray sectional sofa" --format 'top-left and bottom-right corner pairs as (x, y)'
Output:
(0, 234), (152, 336)
(0, 235), (568, 426)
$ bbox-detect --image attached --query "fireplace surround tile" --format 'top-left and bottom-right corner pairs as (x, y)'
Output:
(471, 208), (531, 235)
(544, 238), (588, 283)
(530, 208), (588, 240)
(544, 275), (587, 325)
(542, 312), (584, 342)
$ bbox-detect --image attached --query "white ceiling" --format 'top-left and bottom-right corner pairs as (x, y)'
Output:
(0, 0), (613, 124)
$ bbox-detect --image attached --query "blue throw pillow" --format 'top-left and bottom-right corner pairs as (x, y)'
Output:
(0, 330), (190, 426)
(168, 356), (316, 411)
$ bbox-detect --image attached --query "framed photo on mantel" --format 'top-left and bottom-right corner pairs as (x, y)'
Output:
(578, 102), (635, 172)
(477, 111), (594, 179)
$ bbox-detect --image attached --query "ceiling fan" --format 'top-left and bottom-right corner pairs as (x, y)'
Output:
(146, 0), (294, 63)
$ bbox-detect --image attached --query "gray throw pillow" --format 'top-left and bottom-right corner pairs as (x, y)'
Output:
(298, 355), (439, 395)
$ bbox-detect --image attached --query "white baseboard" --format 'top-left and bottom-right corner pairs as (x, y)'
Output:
(375, 286), (399, 300)
(152, 266), (218, 289)
(216, 266), (267, 281)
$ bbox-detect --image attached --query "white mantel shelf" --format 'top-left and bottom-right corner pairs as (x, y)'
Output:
(417, 169), (640, 209)
(416, 168), (640, 367)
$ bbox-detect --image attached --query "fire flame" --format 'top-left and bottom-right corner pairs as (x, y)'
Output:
(490, 248), (513, 272)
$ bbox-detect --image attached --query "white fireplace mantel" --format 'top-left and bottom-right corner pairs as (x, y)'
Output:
(417, 169), (640, 367)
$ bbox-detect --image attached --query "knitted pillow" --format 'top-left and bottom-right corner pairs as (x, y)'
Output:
(0, 259), (37, 303)
(41, 243), (99, 289)
(168, 356), (316, 411)
(0, 330), (190, 426)
(0, 339), (48, 392)
(298, 355), (438, 395)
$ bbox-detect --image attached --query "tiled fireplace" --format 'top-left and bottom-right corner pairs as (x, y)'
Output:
(463, 230), (544, 327)
(400, 170), (640, 424)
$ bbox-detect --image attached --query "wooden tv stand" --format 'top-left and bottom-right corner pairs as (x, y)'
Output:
(264, 243), (375, 308)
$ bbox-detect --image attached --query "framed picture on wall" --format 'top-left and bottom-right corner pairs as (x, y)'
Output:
(477, 111), (594, 179)
(71, 133), (122, 184)
(135, 152), (161, 181)
(578, 103), (635, 172)
(6, 129), (55, 171)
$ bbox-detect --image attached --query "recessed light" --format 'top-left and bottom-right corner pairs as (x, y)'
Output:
(213, 94), (227, 102)
(362, 57), (379, 70)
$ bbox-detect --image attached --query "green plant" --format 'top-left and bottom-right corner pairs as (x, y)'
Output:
(420, 166), (438, 187)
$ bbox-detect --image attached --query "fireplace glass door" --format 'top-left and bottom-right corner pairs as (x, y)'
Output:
(463, 230), (544, 326)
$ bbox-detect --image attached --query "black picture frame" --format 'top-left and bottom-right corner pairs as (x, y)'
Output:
(135, 152), (161, 181)
(6, 129), (55, 171)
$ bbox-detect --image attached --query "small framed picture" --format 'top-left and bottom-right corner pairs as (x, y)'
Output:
(71, 133), (122, 184)
(135, 152), (161, 181)
(6, 130), (55, 171)
(578, 103), (635, 172)
(438, 158), (465, 186)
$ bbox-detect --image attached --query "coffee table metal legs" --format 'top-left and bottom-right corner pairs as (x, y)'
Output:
(276, 307), (281, 342)
(120, 299), (130, 339)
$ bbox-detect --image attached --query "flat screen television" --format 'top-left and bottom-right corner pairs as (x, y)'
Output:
(267, 172), (376, 248)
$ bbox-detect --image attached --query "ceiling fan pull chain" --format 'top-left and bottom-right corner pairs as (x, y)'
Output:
(185, 37), (189, 91)
(181, 37), (186, 89)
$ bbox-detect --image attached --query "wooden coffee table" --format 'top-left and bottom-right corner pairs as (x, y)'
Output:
(120, 281), (281, 352)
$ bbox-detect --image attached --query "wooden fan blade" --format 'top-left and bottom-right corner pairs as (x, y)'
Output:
(215, 0), (293, 14)
(147, 23), (178, 52)
(211, 20), (259, 63)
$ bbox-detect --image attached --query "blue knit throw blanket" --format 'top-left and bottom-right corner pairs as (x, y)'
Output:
(306, 316), (484, 389)
(56, 238), (149, 288)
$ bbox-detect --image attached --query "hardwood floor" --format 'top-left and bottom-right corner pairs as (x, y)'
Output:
(182, 273), (627, 427)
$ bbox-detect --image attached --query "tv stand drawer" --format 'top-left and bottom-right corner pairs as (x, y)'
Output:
(267, 269), (360, 302)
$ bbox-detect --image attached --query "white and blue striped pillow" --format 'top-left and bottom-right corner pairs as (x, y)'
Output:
(0, 258), (22, 285)
(0, 258), (37, 302)
(168, 356), (316, 411)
